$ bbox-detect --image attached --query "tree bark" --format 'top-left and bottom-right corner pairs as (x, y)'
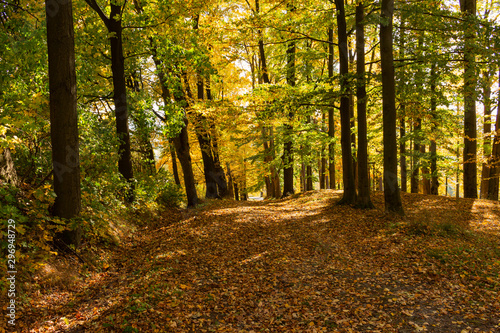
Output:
(420, 145), (431, 194)
(480, 70), (492, 198)
(355, 2), (374, 209)
(430, 64), (439, 195)
(400, 117), (407, 192)
(411, 119), (421, 193)
(192, 75), (219, 199)
(226, 162), (235, 199)
(328, 27), (336, 190)
(46, 0), (82, 246)
(487, 67), (500, 200)
(398, 14), (407, 193)
(282, 12), (295, 197)
(461, 0), (478, 198)
(380, 0), (404, 215)
(335, 0), (356, 205)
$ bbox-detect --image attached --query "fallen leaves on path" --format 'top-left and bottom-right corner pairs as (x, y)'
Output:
(15, 191), (500, 332)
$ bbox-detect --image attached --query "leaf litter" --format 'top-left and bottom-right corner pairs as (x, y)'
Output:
(14, 190), (500, 332)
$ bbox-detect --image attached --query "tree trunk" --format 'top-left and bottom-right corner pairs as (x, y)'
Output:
(192, 75), (219, 199)
(46, 0), (82, 246)
(355, 2), (374, 209)
(487, 68), (500, 200)
(234, 181), (240, 200)
(84, 0), (135, 202)
(420, 145), (431, 194)
(461, 0), (478, 198)
(307, 164), (313, 191)
(226, 162), (235, 199)
(400, 117), (407, 192)
(207, 83), (229, 197)
(328, 27), (336, 190)
(169, 140), (181, 185)
(480, 69), (492, 198)
(269, 127), (281, 198)
(430, 64), (439, 195)
(411, 119), (421, 193)
(380, 0), (404, 215)
(151, 48), (199, 207)
(282, 18), (295, 197)
(172, 118), (199, 207)
(108, 3), (134, 202)
(335, 0), (356, 205)
(398, 15), (407, 193)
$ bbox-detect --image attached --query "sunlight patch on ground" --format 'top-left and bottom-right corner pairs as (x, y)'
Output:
(469, 200), (500, 235)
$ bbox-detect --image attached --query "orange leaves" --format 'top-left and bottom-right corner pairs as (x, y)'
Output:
(18, 191), (500, 332)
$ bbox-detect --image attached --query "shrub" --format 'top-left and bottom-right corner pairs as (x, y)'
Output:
(156, 180), (184, 208)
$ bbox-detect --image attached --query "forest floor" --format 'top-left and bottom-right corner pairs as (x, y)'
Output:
(9, 190), (500, 333)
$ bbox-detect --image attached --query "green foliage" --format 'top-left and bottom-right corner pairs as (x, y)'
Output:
(156, 179), (185, 209)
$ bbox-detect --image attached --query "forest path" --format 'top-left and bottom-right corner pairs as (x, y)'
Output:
(21, 190), (500, 332)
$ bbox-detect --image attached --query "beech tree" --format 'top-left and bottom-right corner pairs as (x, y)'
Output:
(380, 0), (404, 215)
(45, 0), (82, 245)
(461, 0), (478, 199)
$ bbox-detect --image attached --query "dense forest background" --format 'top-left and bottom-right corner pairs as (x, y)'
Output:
(1, 0), (500, 257)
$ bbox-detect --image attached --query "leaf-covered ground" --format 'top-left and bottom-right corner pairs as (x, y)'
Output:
(10, 191), (500, 332)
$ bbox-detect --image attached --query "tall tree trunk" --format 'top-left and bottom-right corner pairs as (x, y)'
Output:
(192, 74), (219, 199)
(400, 117), (407, 192)
(380, 0), (404, 215)
(461, 0), (478, 198)
(480, 69), (492, 198)
(262, 126), (275, 197)
(487, 68), (500, 200)
(256, 0), (280, 196)
(109, 3), (134, 201)
(335, 0), (356, 205)
(46, 0), (82, 246)
(226, 162), (235, 199)
(355, 2), (374, 209)
(172, 117), (199, 207)
(328, 27), (336, 190)
(398, 14), (407, 193)
(307, 164), (313, 191)
(269, 127), (281, 197)
(430, 64), (439, 195)
(320, 112), (327, 190)
(411, 119), (421, 193)
(282, 16), (295, 197)
(420, 145), (431, 194)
